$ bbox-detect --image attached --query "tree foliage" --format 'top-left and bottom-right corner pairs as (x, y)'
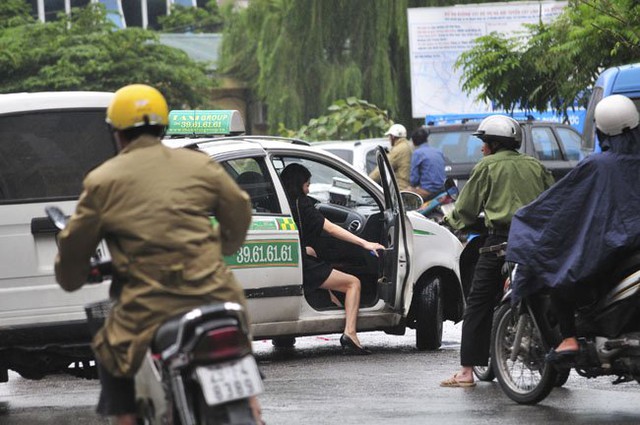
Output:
(0, 4), (213, 109)
(218, 0), (501, 134)
(0, 0), (33, 29)
(456, 0), (640, 115)
(218, 0), (412, 133)
(157, 0), (224, 33)
(279, 98), (392, 141)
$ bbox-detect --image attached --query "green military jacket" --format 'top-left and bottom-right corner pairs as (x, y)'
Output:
(369, 138), (413, 190)
(445, 149), (555, 231)
(55, 135), (252, 377)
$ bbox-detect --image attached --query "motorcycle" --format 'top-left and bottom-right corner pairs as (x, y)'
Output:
(46, 206), (263, 424)
(489, 241), (640, 404)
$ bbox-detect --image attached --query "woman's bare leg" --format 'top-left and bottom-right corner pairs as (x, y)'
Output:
(320, 269), (363, 346)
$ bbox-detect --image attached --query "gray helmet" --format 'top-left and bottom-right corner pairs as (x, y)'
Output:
(595, 95), (639, 136)
(473, 115), (523, 150)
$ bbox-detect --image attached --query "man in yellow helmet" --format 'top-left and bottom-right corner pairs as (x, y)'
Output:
(53, 84), (257, 424)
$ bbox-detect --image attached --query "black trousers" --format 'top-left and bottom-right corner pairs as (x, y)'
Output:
(550, 285), (577, 339)
(460, 235), (507, 367)
(96, 362), (136, 416)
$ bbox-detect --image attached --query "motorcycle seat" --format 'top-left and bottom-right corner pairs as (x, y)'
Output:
(151, 313), (184, 354)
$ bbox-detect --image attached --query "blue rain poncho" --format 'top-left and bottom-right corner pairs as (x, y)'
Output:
(507, 129), (640, 302)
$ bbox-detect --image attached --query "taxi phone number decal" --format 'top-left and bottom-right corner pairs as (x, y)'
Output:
(225, 240), (299, 268)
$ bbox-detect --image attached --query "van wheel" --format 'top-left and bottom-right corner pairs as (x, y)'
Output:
(415, 276), (443, 350)
(272, 337), (296, 348)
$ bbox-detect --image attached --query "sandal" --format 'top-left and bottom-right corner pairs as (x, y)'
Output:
(440, 374), (476, 388)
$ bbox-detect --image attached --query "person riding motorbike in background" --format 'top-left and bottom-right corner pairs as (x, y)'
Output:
(408, 126), (446, 202)
(369, 123), (412, 190)
(507, 94), (640, 364)
(53, 84), (260, 425)
(439, 115), (554, 387)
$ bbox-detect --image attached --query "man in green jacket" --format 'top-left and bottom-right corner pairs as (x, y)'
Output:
(369, 123), (412, 190)
(439, 115), (554, 387)
(54, 84), (257, 424)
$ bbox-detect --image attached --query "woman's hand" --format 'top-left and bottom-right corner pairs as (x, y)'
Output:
(363, 241), (386, 257)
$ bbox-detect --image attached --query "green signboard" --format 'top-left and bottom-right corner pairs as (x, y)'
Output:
(167, 110), (245, 136)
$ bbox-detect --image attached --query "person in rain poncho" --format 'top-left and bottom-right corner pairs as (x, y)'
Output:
(507, 94), (640, 362)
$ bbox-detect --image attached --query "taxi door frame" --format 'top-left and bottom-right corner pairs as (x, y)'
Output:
(375, 147), (410, 310)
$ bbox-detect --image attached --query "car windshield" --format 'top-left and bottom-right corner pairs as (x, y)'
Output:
(429, 131), (484, 165)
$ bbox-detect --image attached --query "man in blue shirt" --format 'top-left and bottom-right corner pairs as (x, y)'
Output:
(409, 126), (446, 201)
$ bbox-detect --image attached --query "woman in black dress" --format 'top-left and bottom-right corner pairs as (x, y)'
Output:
(280, 164), (385, 354)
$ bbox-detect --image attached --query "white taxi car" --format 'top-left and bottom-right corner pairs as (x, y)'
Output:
(165, 110), (465, 350)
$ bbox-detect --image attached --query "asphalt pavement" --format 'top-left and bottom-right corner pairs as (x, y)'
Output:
(0, 322), (639, 424)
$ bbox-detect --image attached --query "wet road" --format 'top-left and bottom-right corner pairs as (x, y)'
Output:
(1, 323), (639, 424)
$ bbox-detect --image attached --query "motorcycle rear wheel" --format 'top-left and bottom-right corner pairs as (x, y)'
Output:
(491, 303), (557, 405)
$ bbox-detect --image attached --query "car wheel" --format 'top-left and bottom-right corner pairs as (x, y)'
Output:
(272, 337), (296, 348)
(415, 276), (443, 350)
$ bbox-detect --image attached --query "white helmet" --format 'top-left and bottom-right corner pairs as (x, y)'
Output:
(385, 123), (407, 138)
(595, 94), (639, 136)
(473, 115), (522, 149)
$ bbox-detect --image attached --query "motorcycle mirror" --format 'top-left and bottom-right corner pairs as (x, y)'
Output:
(400, 191), (423, 211)
(444, 178), (459, 200)
(45, 206), (68, 230)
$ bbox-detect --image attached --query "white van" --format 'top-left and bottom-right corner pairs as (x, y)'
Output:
(0, 91), (115, 381)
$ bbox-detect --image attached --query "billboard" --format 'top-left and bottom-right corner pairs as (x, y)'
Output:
(408, 1), (567, 120)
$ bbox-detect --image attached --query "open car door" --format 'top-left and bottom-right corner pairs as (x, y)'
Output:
(375, 146), (410, 310)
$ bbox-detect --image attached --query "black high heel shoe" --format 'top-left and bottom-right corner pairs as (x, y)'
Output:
(340, 334), (372, 355)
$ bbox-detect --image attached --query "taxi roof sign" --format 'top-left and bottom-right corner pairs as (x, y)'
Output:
(167, 110), (245, 137)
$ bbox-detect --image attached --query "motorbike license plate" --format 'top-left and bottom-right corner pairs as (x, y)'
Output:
(195, 355), (263, 406)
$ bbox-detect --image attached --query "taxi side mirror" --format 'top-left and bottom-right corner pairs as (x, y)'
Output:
(400, 191), (423, 211)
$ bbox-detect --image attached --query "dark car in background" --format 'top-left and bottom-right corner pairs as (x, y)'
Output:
(427, 120), (584, 188)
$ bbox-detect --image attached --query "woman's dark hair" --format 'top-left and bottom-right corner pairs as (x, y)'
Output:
(411, 126), (430, 146)
(280, 163), (311, 201)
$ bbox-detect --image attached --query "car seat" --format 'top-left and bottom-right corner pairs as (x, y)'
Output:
(236, 171), (272, 212)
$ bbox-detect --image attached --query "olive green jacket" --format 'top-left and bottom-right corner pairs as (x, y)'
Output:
(55, 135), (252, 377)
(445, 149), (554, 231)
(369, 138), (413, 190)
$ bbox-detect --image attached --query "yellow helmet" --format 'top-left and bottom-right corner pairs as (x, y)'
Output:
(106, 84), (169, 130)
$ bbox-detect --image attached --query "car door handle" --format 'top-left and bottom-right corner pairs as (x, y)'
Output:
(31, 216), (60, 235)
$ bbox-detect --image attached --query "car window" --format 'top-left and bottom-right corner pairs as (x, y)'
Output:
(365, 149), (378, 174)
(325, 148), (353, 165)
(429, 131), (483, 164)
(531, 127), (562, 160)
(221, 157), (281, 214)
(556, 128), (584, 161)
(0, 110), (116, 204)
(274, 156), (380, 210)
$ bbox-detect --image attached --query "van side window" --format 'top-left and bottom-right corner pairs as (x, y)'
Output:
(0, 110), (116, 203)
(222, 157), (280, 214)
(556, 128), (584, 161)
